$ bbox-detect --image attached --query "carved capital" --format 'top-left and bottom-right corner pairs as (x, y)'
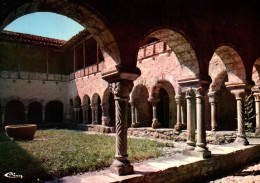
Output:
(230, 89), (244, 100)
(148, 97), (160, 105)
(109, 80), (134, 99)
(208, 91), (220, 103)
(254, 92), (260, 102)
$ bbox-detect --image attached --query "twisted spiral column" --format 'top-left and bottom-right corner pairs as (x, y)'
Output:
(108, 79), (134, 175)
(233, 91), (249, 145)
(115, 96), (128, 159)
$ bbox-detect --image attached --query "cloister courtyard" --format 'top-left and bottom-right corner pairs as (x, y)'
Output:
(0, 0), (260, 182)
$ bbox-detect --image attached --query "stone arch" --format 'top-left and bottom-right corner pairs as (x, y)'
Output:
(45, 100), (63, 123)
(5, 100), (25, 125)
(74, 96), (82, 107)
(210, 70), (228, 92)
(28, 102), (42, 124)
(139, 28), (200, 79)
(83, 95), (90, 105)
(150, 81), (177, 128)
(131, 84), (152, 127)
(252, 58), (260, 87)
(212, 45), (246, 86)
(0, 0), (121, 64)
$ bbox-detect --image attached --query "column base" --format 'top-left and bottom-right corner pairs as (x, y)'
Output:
(174, 123), (184, 131)
(235, 136), (249, 145)
(152, 119), (160, 128)
(211, 125), (220, 131)
(185, 141), (196, 151)
(102, 116), (111, 126)
(110, 159), (134, 176)
(131, 122), (140, 128)
(184, 149), (211, 159)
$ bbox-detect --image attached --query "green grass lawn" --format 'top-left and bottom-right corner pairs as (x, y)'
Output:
(0, 129), (168, 182)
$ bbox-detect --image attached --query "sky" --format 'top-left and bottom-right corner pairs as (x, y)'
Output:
(4, 12), (85, 41)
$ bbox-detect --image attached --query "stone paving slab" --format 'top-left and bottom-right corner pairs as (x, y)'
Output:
(45, 138), (260, 183)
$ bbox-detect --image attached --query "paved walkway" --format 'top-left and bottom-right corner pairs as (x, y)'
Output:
(43, 137), (260, 183)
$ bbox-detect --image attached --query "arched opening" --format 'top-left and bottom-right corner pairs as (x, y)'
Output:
(45, 101), (63, 123)
(218, 77), (237, 130)
(28, 102), (42, 124)
(208, 45), (247, 131)
(92, 93), (102, 125)
(131, 85), (152, 127)
(88, 98), (92, 124)
(157, 88), (170, 128)
(69, 99), (74, 123)
(97, 97), (102, 124)
(137, 29), (200, 80)
(5, 100), (25, 125)
(74, 96), (83, 123)
(109, 93), (115, 127)
(0, 2), (121, 65)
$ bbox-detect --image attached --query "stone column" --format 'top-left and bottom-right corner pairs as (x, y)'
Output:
(232, 91), (249, 145)
(91, 104), (98, 125)
(254, 92), (260, 135)
(175, 94), (183, 131)
(24, 106), (28, 123)
(1, 107), (5, 124)
(42, 107), (46, 123)
(101, 103), (110, 126)
(109, 80), (134, 175)
(82, 105), (86, 124)
(129, 100), (139, 127)
(180, 98), (186, 128)
(185, 89), (196, 150)
(208, 91), (219, 131)
(73, 107), (81, 123)
(148, 97), (160, 128)
(194, 89), (211, 157)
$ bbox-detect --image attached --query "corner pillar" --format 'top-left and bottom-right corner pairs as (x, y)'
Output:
(91, 104), (98, 125)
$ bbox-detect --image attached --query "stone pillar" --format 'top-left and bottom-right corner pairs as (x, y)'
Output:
(185, 90), (196, 150)
(232, 91), (249, 145)
(1, 107), (5, 124)
(101, 103), (110, 126)
(129, 100), (139, 127)
(82, 104), (89, 124)
(24, 106), (28, 123)
(73, 107), (81, 123)
(109, 80), (134, 175)
(148, 97), (160, 128)
(194, 89), (211, 157)
(91, 104), (98, 125)
(254, 92), (260, 135)
(175, 94), (183, 131)
(180, 98), (186, 128)
(42, 107), (46, 123)
(208, 91), (219, 131)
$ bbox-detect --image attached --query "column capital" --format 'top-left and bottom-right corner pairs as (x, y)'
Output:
(208, 91), (220, 103)
(129, 99), (138, 106)
(147, 97), (160, 105)
(109, 80), (134, 99)
(253, 92), (260, 102)
(230, 89), (245, 100)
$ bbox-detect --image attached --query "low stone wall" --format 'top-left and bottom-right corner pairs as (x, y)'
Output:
(87, 125), (115, 133)
(127, 128), (237, 144)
